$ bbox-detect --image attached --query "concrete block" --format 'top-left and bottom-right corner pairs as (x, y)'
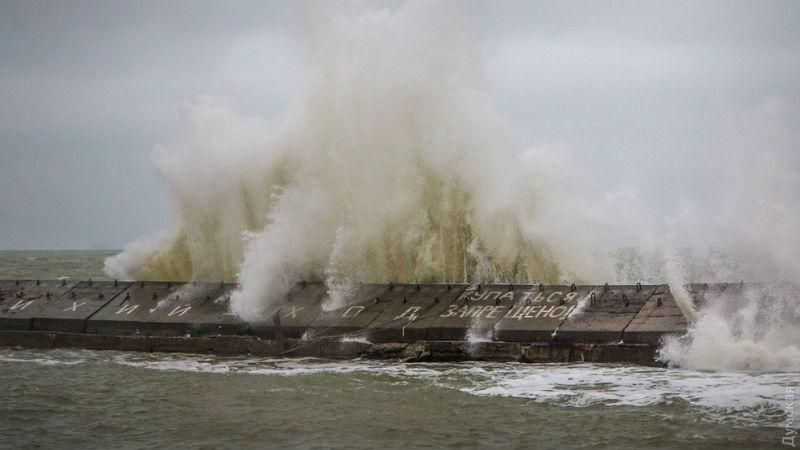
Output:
(521, 342), (658, 364)
(0, 279), (78, 330)
(319, 337), (371, 359)
(426, 284), (530, 341)
(250, 282), (329, 339)
(282, 339), (322, 358)
(466, 341), (524, 361)
(494, 285), (594, 342)
(53, 332), (123, 351)
(31, 280), (130, 333)
(0, 329), (57, 348)
(555, 284), (655, 343)
(203, 336), (258, 355)
(86, 281), (231, 336)
(187, 284), (249, 336)
(245, 338), (283, 356)
(306, 284), (391, 338)
(87, 281), (179, 335)
(365, 284), (467, 342)
(149, 336), (214, 353)
(623, 286), (688, 345)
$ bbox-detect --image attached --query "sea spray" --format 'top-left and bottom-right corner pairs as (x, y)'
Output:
(105, 96), (285, 283)
(106, 2), (615, 321)
(659, 283), (800, 373)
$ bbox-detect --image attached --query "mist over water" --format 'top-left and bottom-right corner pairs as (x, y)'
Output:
(105, 2), (800, 372)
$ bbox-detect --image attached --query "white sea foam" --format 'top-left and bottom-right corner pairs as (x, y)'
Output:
(0, 356), (85, 367)
(340, 335), (373, 345)
(0, 349), (86, 366)
(110, 353), (796, 427)
(458, 364), (787, 411)
(97, 351), (795, 415)
(1, 348), (794, 425)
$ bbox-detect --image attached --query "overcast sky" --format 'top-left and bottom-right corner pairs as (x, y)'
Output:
(1, 0), (799, 250)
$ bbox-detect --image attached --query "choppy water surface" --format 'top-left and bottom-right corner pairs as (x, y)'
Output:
(0, 349), (794, 450)
(0, 251), (796, 449)
(0, 250), (114, 281)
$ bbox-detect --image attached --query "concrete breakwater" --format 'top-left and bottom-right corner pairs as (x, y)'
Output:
(0, 279), (699, 364)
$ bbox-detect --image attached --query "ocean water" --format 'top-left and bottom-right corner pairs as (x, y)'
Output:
(0, 250), (115, 281)
(0, 251), (796, 449)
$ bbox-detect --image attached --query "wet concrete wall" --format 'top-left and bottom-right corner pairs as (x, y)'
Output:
(0, 279), (699, 364)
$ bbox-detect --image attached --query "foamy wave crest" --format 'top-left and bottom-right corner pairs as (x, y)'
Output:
(105, 2), (614, 320)
(104, 353), (794, 422)
(659, 284), (800, 373)
(0, 349), (87, 366)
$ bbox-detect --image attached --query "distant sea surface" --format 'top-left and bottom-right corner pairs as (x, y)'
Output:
(0, 250), (115, 281)
(0, 250), (794, 450)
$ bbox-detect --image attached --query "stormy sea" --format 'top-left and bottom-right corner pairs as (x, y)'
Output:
(2, 2), (799, 449)
(0, 250), (795, 450)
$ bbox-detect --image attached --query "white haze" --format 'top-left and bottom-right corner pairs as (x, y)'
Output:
(105, 1), (800, 372)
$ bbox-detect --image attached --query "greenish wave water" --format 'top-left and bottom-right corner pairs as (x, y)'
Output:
(0, 250), (116, 281)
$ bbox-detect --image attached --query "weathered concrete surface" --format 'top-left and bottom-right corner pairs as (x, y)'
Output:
(494, 285), (593, 342)
(365, 284), (467, 342)
(31, 280), (131, 333)
(0, 329), (663, 365)
(361, 341), (658, 364)
(409, 341), (525, 362)
(0, 330), (369, 360)
(253, 282), (331, 339)
(363, 341), (525, 362)
(555, 284), (655, 343)
(87, 281), (179, 335)
(186, 284), (249, 336)
(427, 284), (530, 341)
(0, 279), (699, 365)
(0, 280), (78, 330)
(522, 342), (659, 365)
(623, 285), (688, 345)
(86, 282), (231, 336)
(305, 284), (391, 338)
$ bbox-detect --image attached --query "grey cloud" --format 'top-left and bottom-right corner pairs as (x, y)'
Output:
(1, 0), (798, 249)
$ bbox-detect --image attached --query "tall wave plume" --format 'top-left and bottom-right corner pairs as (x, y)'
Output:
(105, 1), (614, 320)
